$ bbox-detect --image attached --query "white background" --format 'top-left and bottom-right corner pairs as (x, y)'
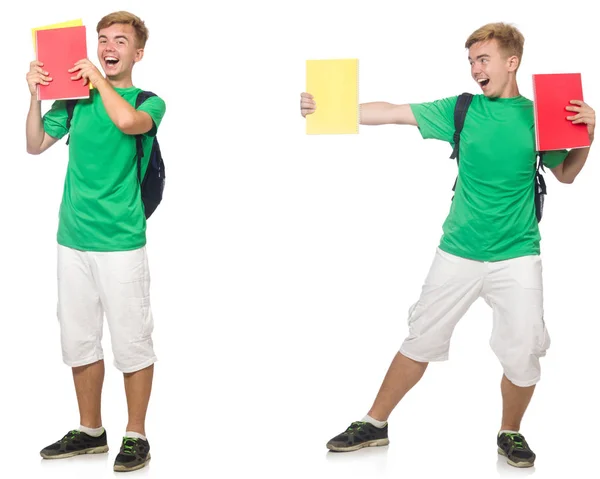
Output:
(1, 0), (598, 478)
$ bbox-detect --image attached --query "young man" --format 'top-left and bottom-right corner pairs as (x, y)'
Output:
(300, 23), (595, 468)
(26, 11), (166, 473)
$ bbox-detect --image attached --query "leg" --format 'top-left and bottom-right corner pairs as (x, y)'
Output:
(73, 360), (105, 428)
(57, 244), (106, 423)
(484, 254), (547, 467)
(367, 352), (428, 422)
(124, 364), (154, 436)
(40, 246), (108, 459)
(500, 374), (535, 432)
(326, 248), (485, 451)
(91, 247), (156, 472)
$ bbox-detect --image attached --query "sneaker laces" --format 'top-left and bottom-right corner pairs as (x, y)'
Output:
(345, 422), (367, 435)
(504, 433), (529, 453)
(122, 438), (139, 455)
(61, 430), (81, 443)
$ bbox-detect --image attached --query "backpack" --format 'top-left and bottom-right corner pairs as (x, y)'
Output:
(449, 92), (546, 223)
(65, 90), (165, 219)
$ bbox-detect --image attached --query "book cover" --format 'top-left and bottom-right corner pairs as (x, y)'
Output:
(532, 73), (590, 151)
(306, 58), (359, 135)
(31, 19), (83, 51)
(36, 26), (90, 101)
(32, 20), (94, 92)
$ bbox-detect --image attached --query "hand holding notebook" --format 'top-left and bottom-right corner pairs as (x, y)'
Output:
(532, 73), (591, 150)
(35, 25), (89, 101)
(565, 99), (596, 143)
(304, 58), (359, 135)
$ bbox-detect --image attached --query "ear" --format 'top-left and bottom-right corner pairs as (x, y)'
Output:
(506, 55), (519, 72)
(134, 48), (144, 63)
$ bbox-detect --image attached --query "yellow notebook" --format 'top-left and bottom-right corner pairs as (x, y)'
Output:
(306, 58), (359, 135)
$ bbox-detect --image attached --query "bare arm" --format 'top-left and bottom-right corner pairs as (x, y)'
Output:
(550, 142), (593, 184)
(25, 61), (60, 155)
(359, 102), (417, 126)
(94, 77), (154, 135)
(300, 93), (418, 127)
(69, 59), (154, 136)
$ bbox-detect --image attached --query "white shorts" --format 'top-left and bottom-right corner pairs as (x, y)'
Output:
(400, 248), (549, 387)
(56, 244), (157, 373)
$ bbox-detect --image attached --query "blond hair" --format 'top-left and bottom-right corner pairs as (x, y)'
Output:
(97, 11), (149, 48)
(465, 23), (524, 68)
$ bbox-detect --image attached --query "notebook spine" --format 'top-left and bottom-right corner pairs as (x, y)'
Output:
(532, 75), (540, 151)
(356, 59), (359, 133)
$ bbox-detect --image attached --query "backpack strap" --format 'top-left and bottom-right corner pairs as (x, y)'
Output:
(133, 91), (158, 184)
(65, 99), (78, 145)
(449, 92), (473, 194)
(450, 92), (473, 161)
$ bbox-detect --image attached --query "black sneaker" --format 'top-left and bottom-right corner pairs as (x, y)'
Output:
(326, 421), (389, 452)
(497, 432), (536, 468)
(113, 436), (151, 472)
(40, 429), (109, 459)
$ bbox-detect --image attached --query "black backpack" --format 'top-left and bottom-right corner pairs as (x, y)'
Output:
(65, 90), (165, 219)
(449, 92), (546, 222)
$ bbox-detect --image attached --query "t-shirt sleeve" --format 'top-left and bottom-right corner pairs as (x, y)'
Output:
(42, 100), (69, 140)
(409, 96), (458, 143)
(541, 149), (569, 168)
(138, 95), (166, 137)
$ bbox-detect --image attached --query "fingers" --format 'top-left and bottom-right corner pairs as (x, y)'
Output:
(27, 72), (52, 86)
(300, 93), (316, 116)
(568, 114), (595, 125)
(29, 60), (44, 69)
(70, 71), (83, 80)
(28, 68), (52, 81)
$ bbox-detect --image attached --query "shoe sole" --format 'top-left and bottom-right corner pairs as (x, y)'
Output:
(113, 453), (151, 472)
(327, 438), (389, 452)
(41, 445), (109, 459)
(497, 447), (534, 468)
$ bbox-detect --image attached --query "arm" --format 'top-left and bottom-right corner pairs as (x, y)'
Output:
(25, 60), (59, 155)
(26, 96), (60, 155)
(94, 78), (154, 135)
(69, 59), (154, 136)
(359, 102), (418, 126)
(300, 93), (418, 126)
(550, 100), (595, 184)
(550, 142), (593, 184)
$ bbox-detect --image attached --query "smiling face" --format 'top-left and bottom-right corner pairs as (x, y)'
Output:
(468, 39), (519, 98)
(97, 23), (143, 83)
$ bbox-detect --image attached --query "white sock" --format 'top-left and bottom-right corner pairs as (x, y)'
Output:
(498, 429), (519, 436)
(125, 431), (147, 441)
(362, 415), (387, 428)
(79, 425), (105, 437)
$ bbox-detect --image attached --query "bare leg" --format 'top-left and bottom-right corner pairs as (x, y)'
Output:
(123, 364), (154, 436)
(72, 360), (105, 428)
(500, 374), (535, 431)
(367, 352), (428, 421)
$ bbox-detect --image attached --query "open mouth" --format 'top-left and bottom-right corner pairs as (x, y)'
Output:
(104, 57), (120, 67)
(477, 78), (490, 88)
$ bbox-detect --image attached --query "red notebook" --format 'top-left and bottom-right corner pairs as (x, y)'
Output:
(36, 26), (89, 101)
(532, 73), (590, 151)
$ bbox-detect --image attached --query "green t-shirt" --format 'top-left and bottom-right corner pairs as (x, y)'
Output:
(43, 86), (166, 252)
(410, 94), (568, 262)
